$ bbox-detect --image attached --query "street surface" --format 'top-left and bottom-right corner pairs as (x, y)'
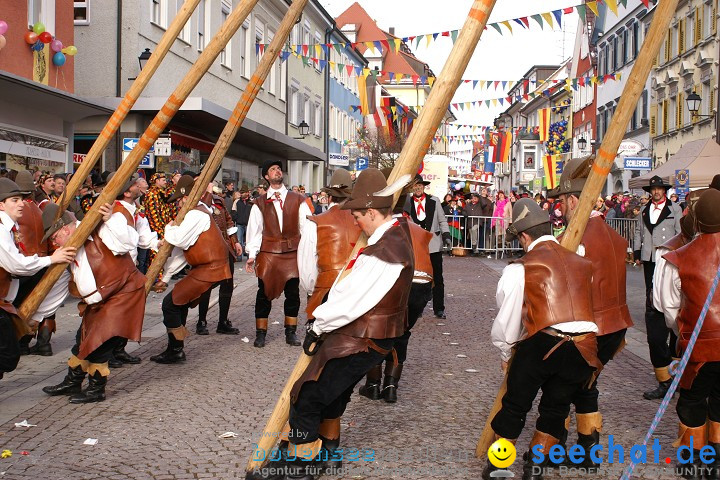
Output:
(0, 256), (681, 479)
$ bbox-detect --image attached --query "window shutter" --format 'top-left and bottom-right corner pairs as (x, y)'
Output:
(677, 92), (683, 129)
(696, 8), (702, 44)
(650, 111), (656, 136)
(665, 29), (671, 62)
(714, 1), (718, 34)
(711, 82), (716, 114)
(663, 99), (669, 133)
(679, 20), (685, 55)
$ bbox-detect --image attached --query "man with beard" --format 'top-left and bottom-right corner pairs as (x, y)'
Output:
(245, 160), (313, 348)
(405, 175), (450, 319)
(633, 175), (683, 399)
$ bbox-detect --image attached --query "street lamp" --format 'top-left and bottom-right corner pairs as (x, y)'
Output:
(294, 120), (310, 139)
(577, 137), (587, 152)
(128, 48), (152, 80)
(686, 91), (714, 118)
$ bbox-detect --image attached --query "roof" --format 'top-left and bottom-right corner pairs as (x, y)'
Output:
(628, 138), (720, 189)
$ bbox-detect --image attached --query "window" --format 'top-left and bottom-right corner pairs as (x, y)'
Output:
(633, 22), (640, 58)
(610, 37), (617, 71)
(28, 0), (42, 26)
(255, 20), (265, 72)
(197, 0), (206, 52)
(617, 31), (625, 67)
(176, 0), (191, 42)
(314, 31), (322, 72)
(303, 95), (310, 128)
(280, 61), (287, 102)
(151, 0), (167, 28)
(220, 0), (231, 68)
(671, 24), (678, 58)
(704, 2), (714, 38)
(289, 85), (300, 125)
(240, 20), (249, 76)
(74, 1), (89, 25)
(314, 100), (322, 136)
(687, 13), (695, 50)
(677, 91), (684, 129)
(669, 96), (676, 132)
(703, 81), (712, 117)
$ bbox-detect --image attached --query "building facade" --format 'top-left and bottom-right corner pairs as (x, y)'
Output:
(571, 3), (598, 159)
(651, 0), (718, 167)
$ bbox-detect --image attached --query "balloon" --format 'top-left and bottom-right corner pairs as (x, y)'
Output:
(32, 22), (45, 34)
(0, 35), (5, 51)
(52, 52), (66, 66)
(38, 31), (52, 43)
(62, 45), (77, 56)
(33, 40), (44, 51)
(50, 39), (63, 52)
(24, 31), (38, 44)
(0, 21), (7, 35)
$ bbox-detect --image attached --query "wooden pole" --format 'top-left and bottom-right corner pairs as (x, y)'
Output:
(144, 0), (311, 294)
(475, 0), (680, 457)
(17, 0), (261, 324)
(246, 0), (498, 472)
(56, 0), (201, 216)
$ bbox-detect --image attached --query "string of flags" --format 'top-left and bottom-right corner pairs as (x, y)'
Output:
(257, 0), (650, 54)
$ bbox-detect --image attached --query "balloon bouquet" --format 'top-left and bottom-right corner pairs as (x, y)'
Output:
(22, 22), (78, 66)
(545, 99), (572, 156)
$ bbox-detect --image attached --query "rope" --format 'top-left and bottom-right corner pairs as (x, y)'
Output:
(620, 264), (720, 480)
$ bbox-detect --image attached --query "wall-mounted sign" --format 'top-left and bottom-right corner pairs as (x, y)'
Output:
(624, 157), (652, 170)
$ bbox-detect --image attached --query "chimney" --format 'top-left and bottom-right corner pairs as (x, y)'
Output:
(389, 27), (395, 35)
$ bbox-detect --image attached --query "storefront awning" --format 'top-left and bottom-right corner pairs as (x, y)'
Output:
(170, 126), (215, 153)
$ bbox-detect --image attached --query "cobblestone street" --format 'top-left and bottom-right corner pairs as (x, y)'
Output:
(0, 256), (684, 479)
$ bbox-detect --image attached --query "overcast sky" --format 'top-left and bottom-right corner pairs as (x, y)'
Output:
(322, 0), (580, 136)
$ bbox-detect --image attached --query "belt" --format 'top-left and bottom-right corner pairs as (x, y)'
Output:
(541, 327), (595, 361)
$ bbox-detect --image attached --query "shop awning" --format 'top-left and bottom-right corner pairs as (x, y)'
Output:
(170, 126), (215, 153)
(628, 138), (720, 189)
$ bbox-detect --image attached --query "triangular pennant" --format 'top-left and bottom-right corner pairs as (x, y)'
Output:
(586, 1), (599, 17)
(520, 17), (530, 29)
(393, 39), (402, 52)
(552, 10), (562, 28)
(373, 40), (383, 52)
(576, 4), (587, 23)
(451, 30), (459, 43)
(473, 80), (479, 89)
(531, 14), (544, 29)
(346, 65), (354, 77)
(501, 20), (512, 33)
(513, 18), (525, 29)
(605, 0), (619, 16)
(541, 12), (554, 29)
(490, 23), (503, 35)
(314, 44), (322, 58)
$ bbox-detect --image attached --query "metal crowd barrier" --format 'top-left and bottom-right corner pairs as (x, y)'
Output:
(443, 215), (522, 259)
(605, 217), (639, 251)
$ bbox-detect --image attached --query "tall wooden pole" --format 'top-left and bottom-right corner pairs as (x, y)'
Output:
(475, 0), (680, 457)
(246, 0), (498, 472)
(56, 0), (201, 215)
(17, 0), (261, 324)
(145, 0), (311, 294)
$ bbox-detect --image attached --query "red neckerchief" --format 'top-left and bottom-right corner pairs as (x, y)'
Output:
(652, 196), (667, 211)
(346, 220), (399, 270)
(11, 225), (26, 254)
(414, 194), (426, 215)
(266, 191), (284, 209)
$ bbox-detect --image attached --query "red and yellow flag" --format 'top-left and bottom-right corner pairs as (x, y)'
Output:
(544, 155), (563, 190)
(538, 108), (551, 142)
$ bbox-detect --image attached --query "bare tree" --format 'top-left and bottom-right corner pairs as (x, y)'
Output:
(356, 126), (406, 170)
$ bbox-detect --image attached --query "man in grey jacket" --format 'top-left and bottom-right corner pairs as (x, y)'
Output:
(633, 175), (682, 400)
(405, 175), (451, 319)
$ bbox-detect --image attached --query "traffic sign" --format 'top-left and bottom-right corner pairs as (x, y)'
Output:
(123, 151), (154, 169)
(356, 157), (369, 171)
(154, 137), (171, 156)
(123, 138), (154, 152)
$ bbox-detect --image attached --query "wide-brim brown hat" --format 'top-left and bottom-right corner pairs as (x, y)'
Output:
(642, 175), (672, 192)
(553, 156), (593, 197)
(0, 178), (31, 202)
(710, 174), (720, 191)
(341, 168), (410, 210)
(680, 210), (696, 240)
(41, 202), (75, 242)
(107, 171), (139, 194)
(322, 169), (353, 198)
(694, 188), (720, 233)
(14, 171), (35, 193)
(168, 174), (195, 202)
(506, 198), (550, 241)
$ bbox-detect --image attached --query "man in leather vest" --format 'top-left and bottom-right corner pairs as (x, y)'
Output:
(195, 187), (243, 335)
(13, 171), (71, 357)
(245, 160), (313, 348)
(41, 202), (145, 403)
(633, 175), (683, 400)
(150, 175), (232, 364)
(551, 157), (633, 466)
(0, 179), (76, 380)
(655, 189), (720, 478)
(484, 199), (601, 480)
(248, 169), (414, 480)
(359, 168), (433, 404)
(405, 174), (451, 319)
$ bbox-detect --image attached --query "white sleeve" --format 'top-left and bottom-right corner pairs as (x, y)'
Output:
(245, 204), (263, 259)
(656, 257), (682, 334)
(491, 264), (527, 362)
(31, 269), (71, 322)
(312, 255), (403, 334)
(298, 220), (319, 293)
(0, 230), (51, 275)
(98, 212), (139, 255)
(136, 215), (159, 251)
(298, 199), (313, 233)
(161, 247), (187, 283)
(164, 210), (211, 250)
(653, 248), (669, 313)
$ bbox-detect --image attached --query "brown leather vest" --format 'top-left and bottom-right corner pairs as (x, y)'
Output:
(408, 221), (433, 279)
(335, 219), (414, 339)
(310, 205), (362, 289)
(206, 194), (236, 256)
(664, 233), (720, 363)
(112, 202), (135, 227)
(17, 199), (48, 256)
(84, 229), (141, 301)
(255, 190), (303, 253)
(661, 233), (689, 252)
(183, 206), (230, 282)
(515, 240), (595, 337)
(581, 216), (633, 335)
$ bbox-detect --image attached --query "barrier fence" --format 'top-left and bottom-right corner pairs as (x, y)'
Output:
(444, 215), (640, 257)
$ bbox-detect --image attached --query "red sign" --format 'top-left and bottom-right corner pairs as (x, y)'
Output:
(72, 153), (86, 164)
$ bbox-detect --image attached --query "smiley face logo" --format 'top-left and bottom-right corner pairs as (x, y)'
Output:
(488, 438), (516, 469)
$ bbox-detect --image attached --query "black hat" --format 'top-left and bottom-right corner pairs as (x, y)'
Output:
(41, 203), (75, 242)
(710, 174), (720, 191)
(262, 160), (283, 178)
(412, 173), (430, 186)
(168, 175), (195, 202)
(0, 178), (30, 202)
(642, 175), (672, 192)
